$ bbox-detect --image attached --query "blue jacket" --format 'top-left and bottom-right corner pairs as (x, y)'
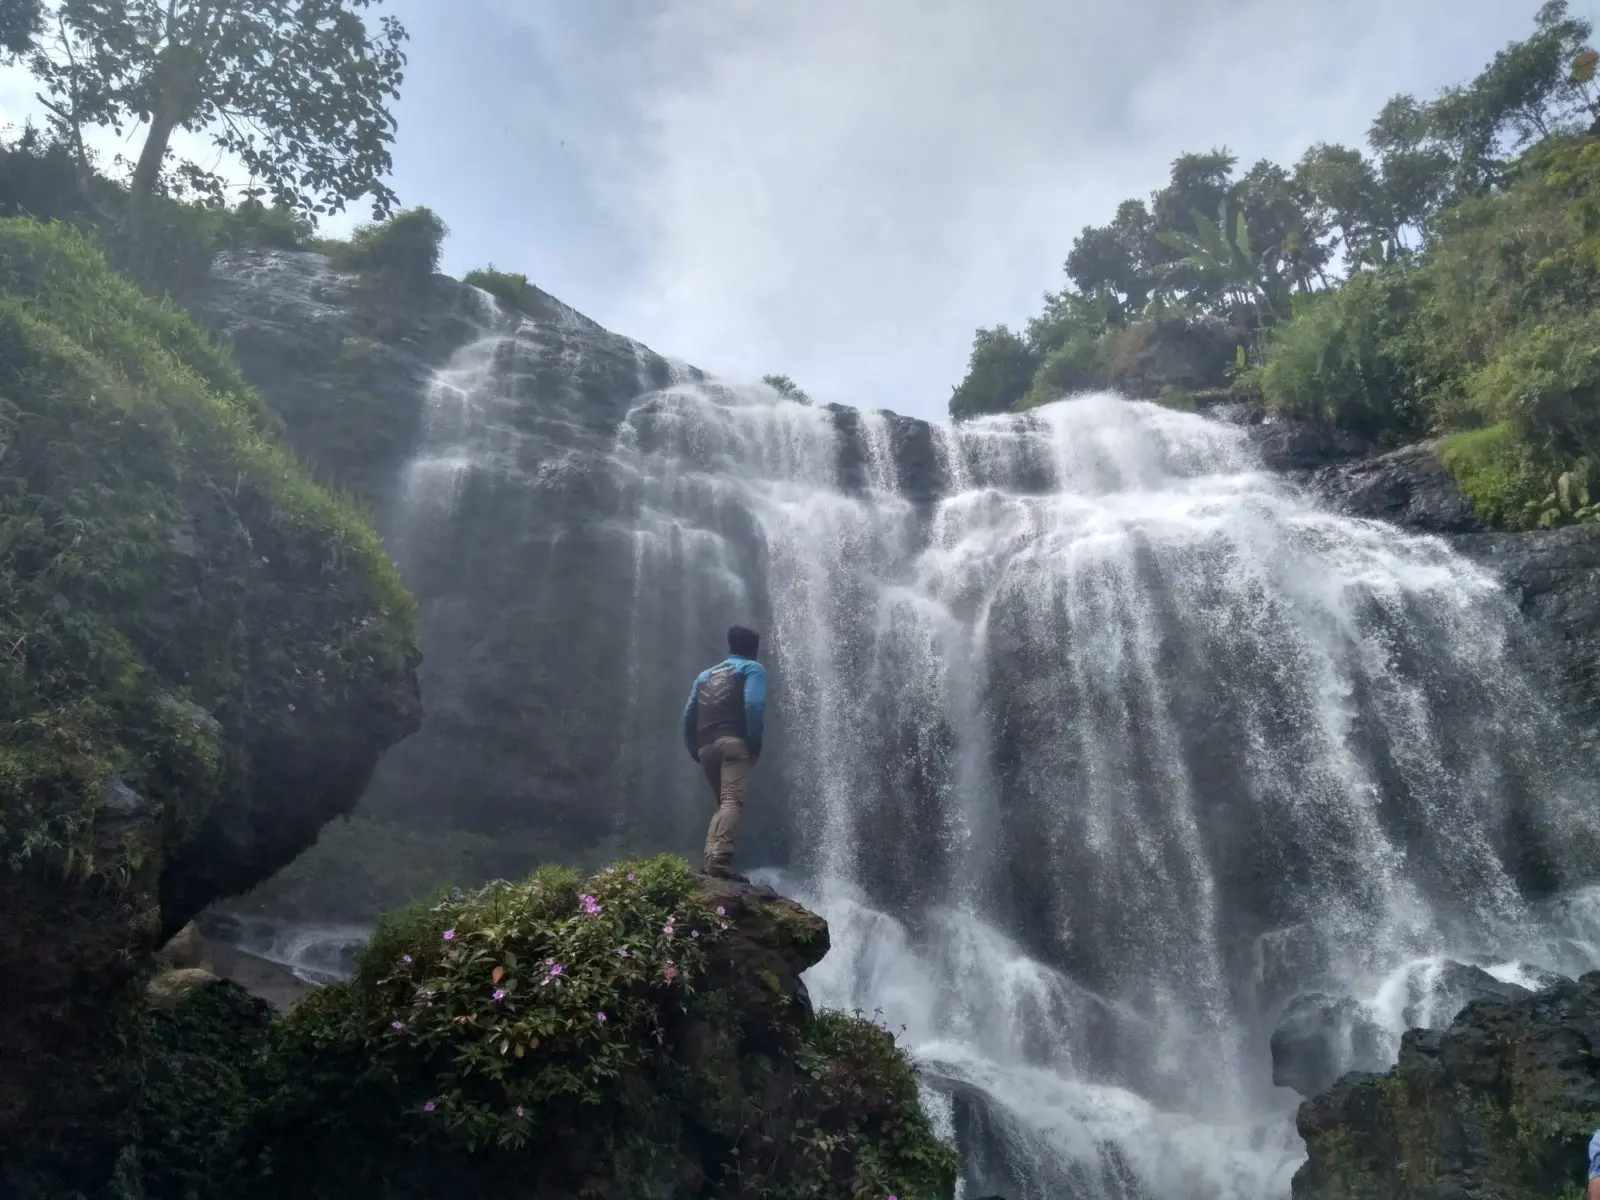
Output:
(682, 655), (766, 759)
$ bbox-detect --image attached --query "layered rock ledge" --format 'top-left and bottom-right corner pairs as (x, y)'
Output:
(1293, 969), (1600, 1199)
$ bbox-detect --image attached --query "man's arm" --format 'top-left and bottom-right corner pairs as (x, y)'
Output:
(682, 673), (705, 761)
(743, 662), (766, 755)
(1588, 1129), (1600, 1200)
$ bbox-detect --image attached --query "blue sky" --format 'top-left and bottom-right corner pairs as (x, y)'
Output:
(0, 1), (1578, 420)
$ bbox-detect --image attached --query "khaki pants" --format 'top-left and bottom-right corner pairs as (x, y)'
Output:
(699, 736), (755, 875)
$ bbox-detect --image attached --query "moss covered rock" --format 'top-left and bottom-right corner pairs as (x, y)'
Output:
(135, 856), (956, 1200)
(1293, 969), (1600, 1200)
(0, 217), (420, 1175)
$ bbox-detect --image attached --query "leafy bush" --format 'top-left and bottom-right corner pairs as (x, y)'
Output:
(949, 326), (1037, 419)
(330, 206), (447, 283)
(1466, 312), (1600, 455)
(214, 856), (956, 1200)
(463, 265), (541, 318)
(1249, 270), (1421, 441)
(1018, 328), (1106, 408)
(137, 982), (275, 1197)
(1437, 423), (1548, 527)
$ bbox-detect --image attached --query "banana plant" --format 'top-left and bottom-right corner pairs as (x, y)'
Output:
(1526, 458), (1600, 527)
(1156, 201), (1291, 323)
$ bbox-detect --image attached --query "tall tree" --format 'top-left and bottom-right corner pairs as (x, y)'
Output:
(1148, 150), (1239, 299)
(27, 0), (408, 219)
(0, 0), (40, 55)
(949, 326), (1037, 420)
(1233, 158), (1330, 294)
(1065, 198), (1158, 318)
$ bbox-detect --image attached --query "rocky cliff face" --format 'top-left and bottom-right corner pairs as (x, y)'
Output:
(1294, 969), (1600, 1199)
(0, 222), (421, 1184)
(202, 249), (1600, 929)
(205, 250), (959, 912)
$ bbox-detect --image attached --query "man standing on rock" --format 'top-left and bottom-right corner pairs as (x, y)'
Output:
(681, 625), (766, 879)
(1589, 1128), (1600, 1199)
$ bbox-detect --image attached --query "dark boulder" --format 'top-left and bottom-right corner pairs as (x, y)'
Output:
(1307, 441), (1483, 534)
(1454, 522), (1600, 715)
(1294, 969), (1600, 1200)
(1205, 401), (1373, 472)
(1270, 993), (1391, 1098)
(1105, 316), (1242, 399)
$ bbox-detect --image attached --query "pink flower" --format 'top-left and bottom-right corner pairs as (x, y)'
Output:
(691, 930), (699, 939)
(442, 929), (456, 942)
(627, 872), (636, 882)
(596, 1011), (607, 1024)
(664, 962), (678, 984)
(715, 906), (726, 917)
(493, 989), (506, 1002)
(617, 946), (629, 958)
(401, 954), (412, 964)
(423, 1100), (436, 1113)
(516, 1105), (525, 1118)
(390, 1020), (404, 1031)
(579, 893), (602, 915)
(549, 962), (564, 977)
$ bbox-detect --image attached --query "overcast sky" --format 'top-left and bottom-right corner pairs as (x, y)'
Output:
(0, 1), (1580, 420)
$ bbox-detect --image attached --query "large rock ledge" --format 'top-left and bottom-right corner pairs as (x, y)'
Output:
(1294, 969), (1600, 1199)
(88, 863), (958, 1200)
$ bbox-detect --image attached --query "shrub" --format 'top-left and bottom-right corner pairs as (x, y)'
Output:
(214, 856), (957, 1200)
(330, 206), (447, 283)
(1436, 423), (1548, 528)
(1465, 312), (1600, 457)
(1018, 327), (1106, 408)
(137, 983), (275, 1197)
(949, 326), (1037, 420)
(463, 265), (542, 318)
(1250, 271), (1421, 442)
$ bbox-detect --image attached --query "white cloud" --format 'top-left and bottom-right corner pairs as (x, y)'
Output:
(510, 0), (1559, 420)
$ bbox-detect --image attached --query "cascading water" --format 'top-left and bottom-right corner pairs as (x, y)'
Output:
(313, 289), (1600, 1198)
(608, 382), (1600, 1198)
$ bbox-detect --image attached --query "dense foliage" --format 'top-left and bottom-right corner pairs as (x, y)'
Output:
(0, 214), (420, 1180)
(464, 265), (542, 317)
(0, 0), (40, 55)
(949, 2), (1600, 530)
(0, 216), (416, 880)
(127, 857), (957, 1200)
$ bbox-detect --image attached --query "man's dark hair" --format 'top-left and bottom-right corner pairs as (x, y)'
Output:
(727, 625), (760, 658)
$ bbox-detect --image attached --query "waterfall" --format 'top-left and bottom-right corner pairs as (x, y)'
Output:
(348, 296), (1600, 1198)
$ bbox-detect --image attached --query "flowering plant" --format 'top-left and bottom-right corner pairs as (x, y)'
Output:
(356, 854), (723, 1149)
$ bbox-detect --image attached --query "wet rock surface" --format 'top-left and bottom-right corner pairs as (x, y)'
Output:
(1271, 993), (1391, 1099)
(1307, 440), (1484, 534)
(1294, 970), (1600, 1200)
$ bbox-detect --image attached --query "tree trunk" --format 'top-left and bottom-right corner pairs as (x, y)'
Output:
(130, 105), (184, 203)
